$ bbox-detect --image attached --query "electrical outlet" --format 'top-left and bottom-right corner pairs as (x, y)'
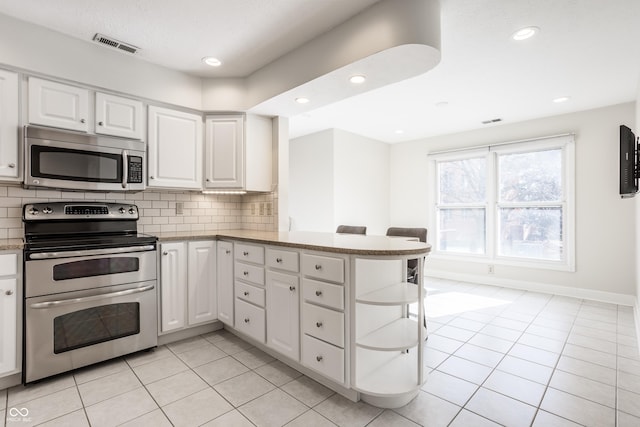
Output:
(175, 202), (184, 215)
(250, 203), (256, 215)
(266, 202), (272, 216)
(488, 264), (494, 274)
(259, 202), (265, 216)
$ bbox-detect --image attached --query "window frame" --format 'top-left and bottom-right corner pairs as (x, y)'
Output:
(428, 135), (575, 272)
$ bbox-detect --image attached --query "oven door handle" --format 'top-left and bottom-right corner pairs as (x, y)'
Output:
(29, 284), (155, 309)
(29, 245), (156, 259)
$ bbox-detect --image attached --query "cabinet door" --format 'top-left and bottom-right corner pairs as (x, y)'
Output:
(160, 242), (187, 332)
(0, 69), (19, 179)
(216, 241), (234, 326)
(188, 241), (217, 326)
(28, 77), (89, 132)
(266, 271), (300, 361)
(148, 106), (203, 189)
(95, 92), (143, 139)
(204, 115), (244, 189)
(0, 278), (17, 375)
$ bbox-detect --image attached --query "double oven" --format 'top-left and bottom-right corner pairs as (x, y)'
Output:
(22, 202), (157, 383)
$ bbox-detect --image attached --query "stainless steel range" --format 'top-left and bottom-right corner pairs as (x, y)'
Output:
(22, 202), (158, 383)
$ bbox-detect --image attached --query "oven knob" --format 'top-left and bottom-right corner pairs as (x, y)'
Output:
(28, 207), (39, 215)
(128, 207), (136, 215)
(43, 207), (53, 214)
(118, 207), (126, 214)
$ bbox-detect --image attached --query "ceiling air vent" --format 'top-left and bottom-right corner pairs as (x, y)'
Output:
(92, 33), (139, 55)
(481, 118), (502, 125)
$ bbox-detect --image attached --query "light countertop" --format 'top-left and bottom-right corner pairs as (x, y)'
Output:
(155, 229), (431, 256)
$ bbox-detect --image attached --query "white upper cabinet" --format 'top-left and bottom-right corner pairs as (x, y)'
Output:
(0, 69), (19, 180)
(148, 105), (203, 189)
(204, 114), (272, 191)
(95, 92), (143, 139)
(28, 77), (89, 132)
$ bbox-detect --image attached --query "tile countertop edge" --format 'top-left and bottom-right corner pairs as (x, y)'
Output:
(154, 230), (432, 256)
(0, 239), (24, 250)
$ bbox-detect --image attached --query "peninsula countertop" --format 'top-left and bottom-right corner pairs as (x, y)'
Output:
(154, 229), (431, 256)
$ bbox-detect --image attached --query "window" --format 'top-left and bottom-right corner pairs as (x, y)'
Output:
(430, 135), (575, 270)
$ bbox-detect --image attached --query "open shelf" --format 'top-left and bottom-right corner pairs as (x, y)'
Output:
(356, 318), (426, 351)
(356, 282), (422, 306)
(354, 350), (421, 397)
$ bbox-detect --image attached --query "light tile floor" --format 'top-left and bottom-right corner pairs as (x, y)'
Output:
(2, 277), (639, 426)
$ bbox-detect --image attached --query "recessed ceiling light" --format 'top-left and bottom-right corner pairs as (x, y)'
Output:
(202, 57), (222, 67)
(295, 97), (310, 104)
(553, 96), (570, 103)
(349, 75), (366, 84)
(394, 129), (404, 134)
(435, 101), (449, 108)
(512, 26), (539, 41)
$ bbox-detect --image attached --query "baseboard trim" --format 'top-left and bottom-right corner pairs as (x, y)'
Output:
(425, 270), (636, 307)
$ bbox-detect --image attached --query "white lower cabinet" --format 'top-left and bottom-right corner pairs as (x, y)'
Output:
(216, 241), (234, 326)
(266, 271), (299, 361)
(160, 241), (216, 333)
(0, 252), (18, 377)
(234, 299), (265, 342)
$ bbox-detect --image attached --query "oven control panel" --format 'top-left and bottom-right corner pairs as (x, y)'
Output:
(23, 202), (140, 221)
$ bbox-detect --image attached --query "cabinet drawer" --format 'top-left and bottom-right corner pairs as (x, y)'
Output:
(0, 253), (17, 276)
(303, 279), (344, 311)
(302, 254), (344, 283)
(266, 248), (299, 273)
(235, 243), (265, 265)
(302, 303), (344, 348)
(302, 334), (344, 384)
(235, 261), (265, 286)
(235, 299), (265, 343)
(235, 281), (265, 307)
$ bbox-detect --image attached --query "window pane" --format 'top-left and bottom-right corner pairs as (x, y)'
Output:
(499, 149), (562, 202)
(499, 207), (562, 260)
(439, 158), (486, 204)
(438, 208), (486, 254)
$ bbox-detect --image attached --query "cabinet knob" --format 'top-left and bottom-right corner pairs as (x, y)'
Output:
(315, 264), (322, 270)
(289, 286), (295, 292)
(276, 258), (282, 263)
(316, 355), (323, 362)
(244, 318), (250, 323)
(80, 118), (86, 124)
(98, 121), (104, 126)
(206, 178), (210, 182)
(162, 251), (168, 255)
(315, 290), (322, 296)
(243, 251), (249, 256)
(8, 163), (15, 168)
(316, 321), (323, 328)
(243, 271), (249, 276)
(5, 290), (13, 296)
(225, 250), (231, 254)
(244, 291), (249, 296)
(150, 176), (155, 180)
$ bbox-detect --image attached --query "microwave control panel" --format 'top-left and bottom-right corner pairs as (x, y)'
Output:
(127, 156), (143, 183)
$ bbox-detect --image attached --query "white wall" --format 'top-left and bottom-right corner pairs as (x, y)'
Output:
(289, 130), (335, 232)
(289, 129), (389, 234)
(390, 103), (637, 302)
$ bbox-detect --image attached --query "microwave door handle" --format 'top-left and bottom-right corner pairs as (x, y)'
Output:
(122, 150), (128, 189)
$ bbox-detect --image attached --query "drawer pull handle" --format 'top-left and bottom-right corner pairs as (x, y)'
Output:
(5, 290), (13, 296)
(316, 321), (323, 328)
(316, 355), (323, 362)
(243, 251), (249, 256)
(244, 318), (250, 323)
(289, 286), (295, 291)
(315, 290), (322, 296)
(315, 264), (322, 270)
(244, 291), (249, 296)
(243, 271), (249, 276)
(276, 258), (283, 263)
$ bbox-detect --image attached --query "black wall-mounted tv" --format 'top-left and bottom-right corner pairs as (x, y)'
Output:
(620, 124), (639, 198)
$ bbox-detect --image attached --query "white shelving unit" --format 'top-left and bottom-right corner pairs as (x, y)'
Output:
(352, 257), (426, 408)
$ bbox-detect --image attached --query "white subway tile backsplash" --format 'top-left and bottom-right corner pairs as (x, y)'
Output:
(0, 184), (276, 239)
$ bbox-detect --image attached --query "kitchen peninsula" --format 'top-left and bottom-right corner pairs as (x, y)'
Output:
(156, 230), (431, 408)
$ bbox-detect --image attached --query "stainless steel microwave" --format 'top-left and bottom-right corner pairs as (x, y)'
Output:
(24, 126), (146, 192)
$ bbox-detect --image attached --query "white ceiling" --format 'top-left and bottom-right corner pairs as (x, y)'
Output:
(0, 0), (639, 143)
